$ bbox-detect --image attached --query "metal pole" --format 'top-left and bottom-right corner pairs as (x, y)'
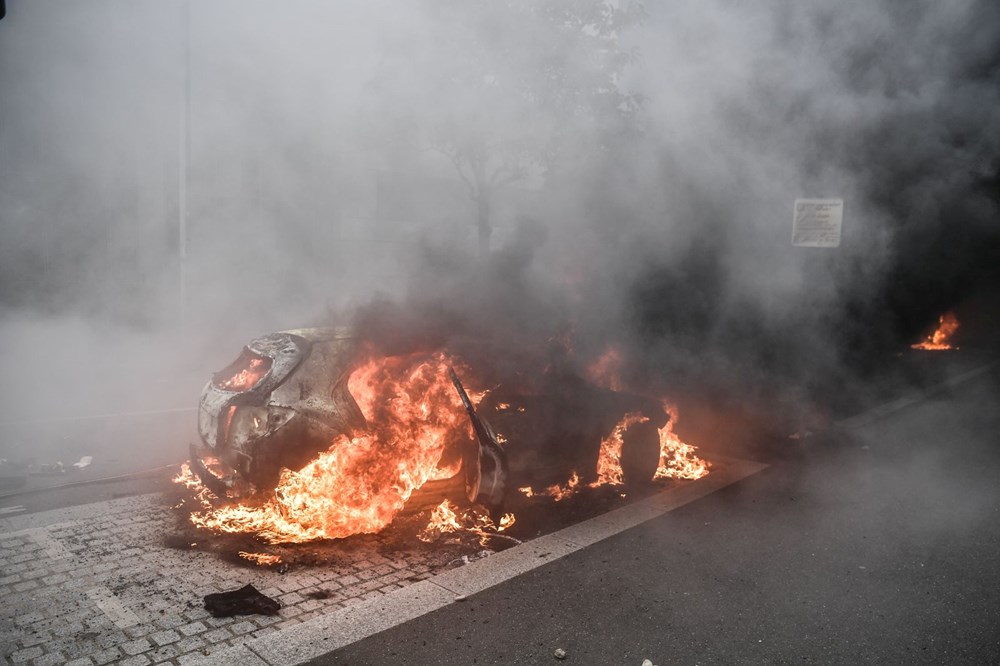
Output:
(178, 0), (190, 328)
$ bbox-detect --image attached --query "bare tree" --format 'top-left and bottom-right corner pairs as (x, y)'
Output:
(370, 0), (645, 256)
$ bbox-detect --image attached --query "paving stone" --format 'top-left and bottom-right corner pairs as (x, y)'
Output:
(146, 644), (180, 662)
(17, 630), (49, 647)
(31, 652), (65, 666)
(64, 658), (95, 666)
(149, 629), (180, 646)
(91, 646), (122, 665)
(21, 569), (51, 582)
(202, 628), (231, 644)
(229, 621), (256, 636)
(280, 605), (303, 618)
(117, 655), (151, 666)
(0, 493), (465, 666)
(123, 626), (152, 640)
(354, 567), (380, 581)
(120, 638), (152, 656)
(279, 592), (305, 605)
(177, 621), (206, 637)
(152, 615), (185, 631)
(95, 631), (127, 650)
(298, 599), (324, 612)
(175, 635), (205, 654)
(10, 646), (43, 663)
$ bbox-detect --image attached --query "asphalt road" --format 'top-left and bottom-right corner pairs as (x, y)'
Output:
(313, 365), (1000, 665)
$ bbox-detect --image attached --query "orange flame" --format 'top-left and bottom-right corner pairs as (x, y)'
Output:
(418, 501), (517, 543)
(911, 312), (959, 350)
(593, 412), (648, 486)
(238, 551), (283, 566)
(186, 352), (471, 543)
(215, 355), (271, 392)
(418, 500), (463, 542)
(545, 470), (581, 501)
(654, 404), (710, 480)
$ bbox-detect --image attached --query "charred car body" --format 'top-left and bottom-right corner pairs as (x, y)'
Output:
(192, 327), (667, 517)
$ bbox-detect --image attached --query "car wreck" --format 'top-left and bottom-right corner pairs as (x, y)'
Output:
(187, 326), (679, 542)
(191, 327), (507, 514)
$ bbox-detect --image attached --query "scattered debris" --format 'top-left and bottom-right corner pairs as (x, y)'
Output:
(30, 462), (65, 475)
(554, 648), (567, 660)
(203, 584), (280, 617)
(642, 660), (656, 666)
(445, 550), (494, 569)
(72, 456), (93, 469)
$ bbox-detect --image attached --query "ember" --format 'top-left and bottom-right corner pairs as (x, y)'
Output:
(238, 551), (283, 566)
(911, 312), (959, 350)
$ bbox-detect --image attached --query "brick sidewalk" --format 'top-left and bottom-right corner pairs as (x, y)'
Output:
(0, 495), (454, 665)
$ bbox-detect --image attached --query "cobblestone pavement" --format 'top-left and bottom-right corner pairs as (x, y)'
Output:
(0, 494), (454, 665)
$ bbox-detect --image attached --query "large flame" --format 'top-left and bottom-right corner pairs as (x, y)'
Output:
(188, 352), (470, 543)
(594, 412), (647, 486)
(654, 404), (710, 480)
(517, 403), (710, 503)
(911, 312), (959, 350)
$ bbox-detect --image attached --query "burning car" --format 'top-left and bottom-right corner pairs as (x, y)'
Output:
(186, 327), (693, 543)
(192, 327), (506, 508)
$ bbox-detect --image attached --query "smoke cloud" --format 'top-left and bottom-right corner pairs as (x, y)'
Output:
(0, 0), (997, 468)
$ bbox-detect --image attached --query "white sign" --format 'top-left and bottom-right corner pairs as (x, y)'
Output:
(792, 198), (843, 248)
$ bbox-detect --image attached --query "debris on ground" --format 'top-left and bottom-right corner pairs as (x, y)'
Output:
(554, 648), (567, 659)
(72, 456), (93, 469)
(29, 461), (65, 475)
(203, 584), (280, 617)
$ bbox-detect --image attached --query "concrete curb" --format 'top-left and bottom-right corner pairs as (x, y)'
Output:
(200, 455), (768, 666)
